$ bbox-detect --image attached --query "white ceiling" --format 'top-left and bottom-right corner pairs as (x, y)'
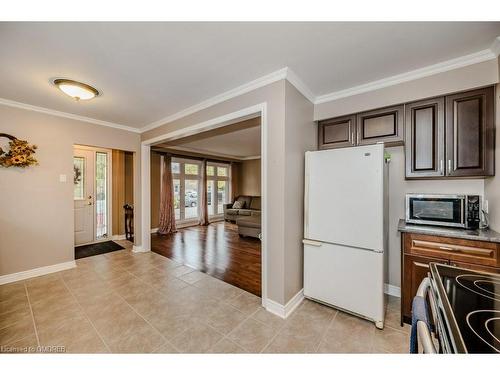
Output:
(159, 117), (261, 159)
(0, 22), (499, 130)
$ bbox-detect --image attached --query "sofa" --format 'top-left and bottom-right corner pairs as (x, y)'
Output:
(224, 195), (261, 238)
(223, 195), (261, 221)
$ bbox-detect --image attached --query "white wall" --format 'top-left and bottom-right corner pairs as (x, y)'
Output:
(283, 81), (316, 301)
(387, 146), (484, 287)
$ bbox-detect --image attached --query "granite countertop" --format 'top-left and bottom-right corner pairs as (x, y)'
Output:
(397, 219), (500, 243)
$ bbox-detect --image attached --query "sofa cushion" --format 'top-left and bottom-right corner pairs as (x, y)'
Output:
(226, 209), (239, 215)
(238, 209), (252, 216)
(236, 195), (252, 209)
(249, 197), (261, 210)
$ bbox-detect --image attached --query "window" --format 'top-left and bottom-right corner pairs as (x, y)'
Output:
(95, 152), (108, 239)
(167, 157), (231, 223)
(207, 162), (230, 217)
(185, 163), (198, 175)
(73, 157), (84, 200)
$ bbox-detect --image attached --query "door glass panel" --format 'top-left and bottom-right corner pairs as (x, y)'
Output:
(73, 157), (85, 200)
(185, 163), (198, 175)
(207, 180), (214, 216)
(217, 166), (228, 177)
(409, 198), (461, 223)
(171, 162), (180, 174)
(207, 165), (215, 176)
(95, 152), (108, 239)
(185, 180), (198, 219)
(217, 181), (228, 214)
(173, 179), (180, 220)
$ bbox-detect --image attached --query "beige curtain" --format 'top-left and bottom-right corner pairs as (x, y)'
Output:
(199, 159), (209, 226)
(157, 154), (177, 235)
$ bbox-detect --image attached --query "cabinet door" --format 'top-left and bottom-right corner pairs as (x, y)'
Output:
(318, 115), (356, 150)
(405, 97), (445, 178)
(445, 86), (494, 177)
(402, 254), (447, 323)
(356, 105), (404, 146)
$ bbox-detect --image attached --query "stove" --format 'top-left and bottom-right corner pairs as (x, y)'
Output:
(430, 263), (500, 354)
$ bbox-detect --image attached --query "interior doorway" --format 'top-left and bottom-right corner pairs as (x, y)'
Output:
(149, 115), (263, 296)
(73, 145), (112, 246)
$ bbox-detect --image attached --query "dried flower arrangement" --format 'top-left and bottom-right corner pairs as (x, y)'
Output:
(0, 133), (38, 168)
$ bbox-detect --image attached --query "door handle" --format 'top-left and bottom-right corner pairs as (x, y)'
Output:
(303, 239), (323, 247)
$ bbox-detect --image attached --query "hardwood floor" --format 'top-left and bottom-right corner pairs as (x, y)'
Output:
(151, 221), (262, 296)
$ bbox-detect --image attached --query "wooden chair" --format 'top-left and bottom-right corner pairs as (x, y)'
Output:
(123, 204), (134, 241)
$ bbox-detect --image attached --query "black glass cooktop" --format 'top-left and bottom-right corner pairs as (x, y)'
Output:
(431, 264), (500, 354)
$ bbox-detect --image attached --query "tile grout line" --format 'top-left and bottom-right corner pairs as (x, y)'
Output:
(59, 276), (112, 353)
(313, 309), (338, 353)
(258, 303), (308, 354)
(92, 268), (184, 354)
(23, 282), (40, 348)
(79, 249), (259, 353)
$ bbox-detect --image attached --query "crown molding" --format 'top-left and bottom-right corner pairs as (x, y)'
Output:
(314, 48), (497, 104)
(0, 97), (141, 133)
(285, 68), (316, 103)
(490, 36), (500, 57)
(140, 68), (288, 133)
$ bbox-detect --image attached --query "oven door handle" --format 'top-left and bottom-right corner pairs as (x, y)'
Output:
(416, 277), (437, 354)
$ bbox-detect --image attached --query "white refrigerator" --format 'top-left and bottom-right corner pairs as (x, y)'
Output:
(303, 143), (388, 328)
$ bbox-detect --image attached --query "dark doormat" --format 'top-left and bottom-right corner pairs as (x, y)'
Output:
(75, 241), (125, 259)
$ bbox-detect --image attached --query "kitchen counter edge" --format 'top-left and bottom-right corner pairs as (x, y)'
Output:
(397, 218), (500, 244)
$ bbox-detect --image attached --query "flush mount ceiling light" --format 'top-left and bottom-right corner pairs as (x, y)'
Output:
(53, 79), (99, 101)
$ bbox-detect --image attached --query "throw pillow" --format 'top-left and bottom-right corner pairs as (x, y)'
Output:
(232, 200), (244, 209)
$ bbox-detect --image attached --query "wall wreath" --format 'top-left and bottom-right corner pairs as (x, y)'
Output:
(0, 133), (38, 168)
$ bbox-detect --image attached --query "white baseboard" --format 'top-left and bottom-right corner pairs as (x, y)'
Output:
(112, 234), (127, 240)
(384, 283), (401, 297)
(150, 228), (158, 234)
(132, 245), (150, 253)
(0, 261), (76, 285)
(265, 288), (304, 319)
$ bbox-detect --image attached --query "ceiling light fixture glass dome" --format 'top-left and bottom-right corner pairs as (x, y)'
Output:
(53, 79), (99, 101)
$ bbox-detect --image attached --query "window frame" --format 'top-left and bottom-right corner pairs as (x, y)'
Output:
(167, 157), (231, 224)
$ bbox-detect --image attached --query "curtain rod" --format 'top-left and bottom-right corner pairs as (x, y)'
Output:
(151, 149), (237, 164)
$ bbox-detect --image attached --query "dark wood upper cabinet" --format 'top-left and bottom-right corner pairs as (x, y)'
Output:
(405, 97), (445, 178)
(318, 115), (355, 150)
(317, 86), (495, 179)
(445, 86), (495, 177)
(356, 105), (404, 146)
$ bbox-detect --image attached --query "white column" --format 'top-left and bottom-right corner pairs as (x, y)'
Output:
(134, 143), (151, 253)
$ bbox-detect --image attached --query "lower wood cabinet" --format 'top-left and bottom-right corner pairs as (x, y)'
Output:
(401, 232), (500, 324)
(402, 253), (446, 322)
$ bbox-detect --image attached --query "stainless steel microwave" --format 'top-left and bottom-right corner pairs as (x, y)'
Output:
(405, 194), (481, 229)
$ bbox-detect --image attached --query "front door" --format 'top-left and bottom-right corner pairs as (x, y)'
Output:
(74, 148), (95, 245)
(73, 146), (111, 245)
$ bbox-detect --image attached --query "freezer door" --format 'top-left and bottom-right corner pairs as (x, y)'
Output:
(303, 240), (385, 325)
(305, 144), (385, 251)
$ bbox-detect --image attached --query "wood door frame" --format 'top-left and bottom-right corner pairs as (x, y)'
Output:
(140, 103), (268, 306)
(73, 145), (113, 246)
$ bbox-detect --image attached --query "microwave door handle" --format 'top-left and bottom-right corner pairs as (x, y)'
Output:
(462, 199), (466, 227)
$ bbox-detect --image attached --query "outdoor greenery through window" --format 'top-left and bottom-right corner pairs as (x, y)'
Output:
(169, 157), (230, 222)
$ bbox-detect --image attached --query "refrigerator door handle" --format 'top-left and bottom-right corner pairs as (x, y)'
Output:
(302, 239), (323, 247)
